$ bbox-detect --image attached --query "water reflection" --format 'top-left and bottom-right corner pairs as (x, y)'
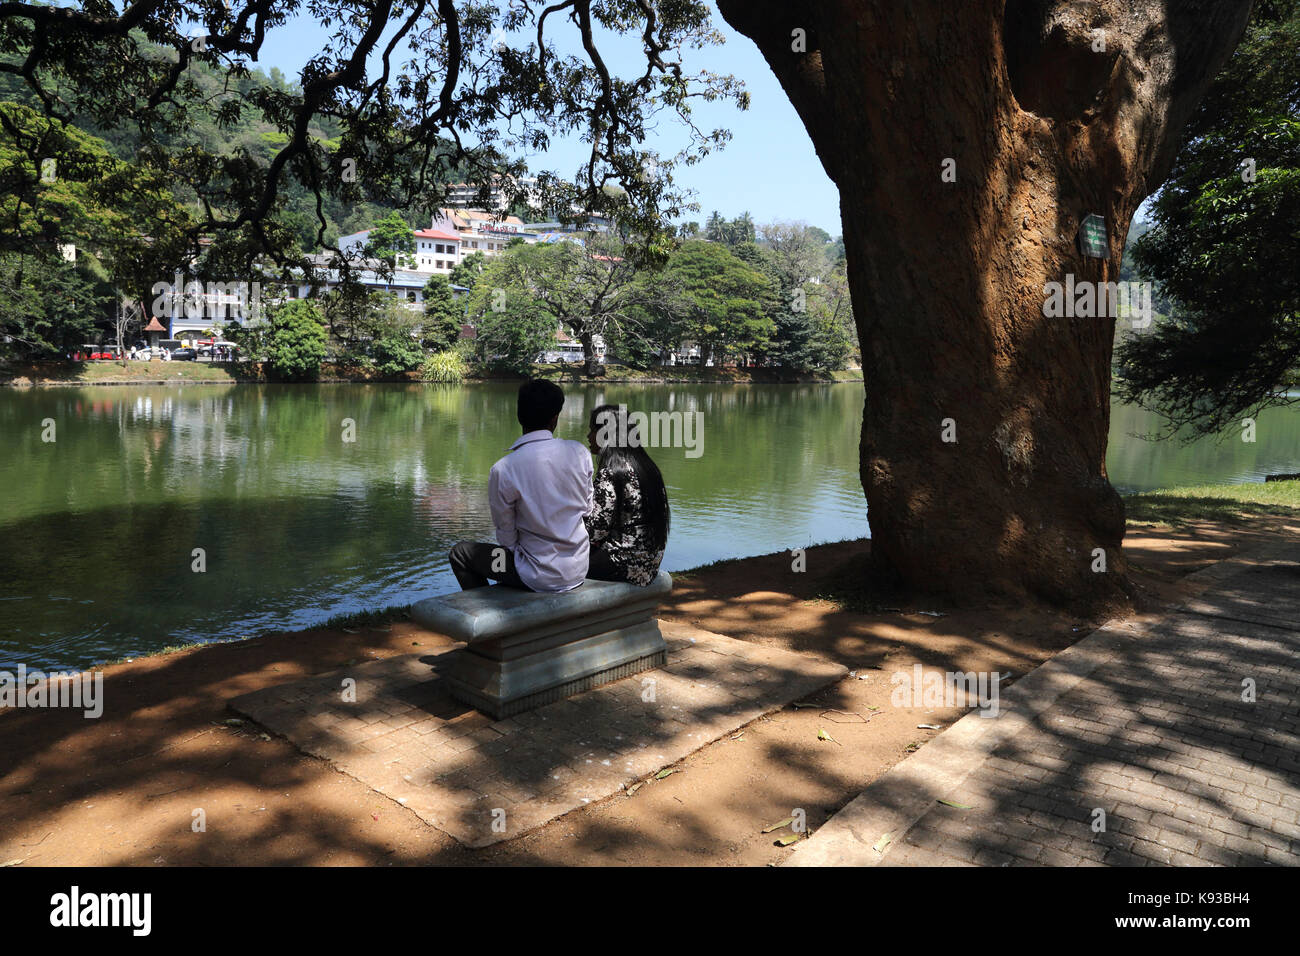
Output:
(1106, 402), (1300, 492)
(0, 383), (869, 669)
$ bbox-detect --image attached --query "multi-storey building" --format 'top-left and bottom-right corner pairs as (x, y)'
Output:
(444, 176), (539, 211)
(286, 254), (463, 310)
(337, 212), (534, 272)
(430, 208), (536, 258)
(412, 229), (462, 273)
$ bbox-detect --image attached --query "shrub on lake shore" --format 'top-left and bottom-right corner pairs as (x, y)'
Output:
(420, 349), (469, 383)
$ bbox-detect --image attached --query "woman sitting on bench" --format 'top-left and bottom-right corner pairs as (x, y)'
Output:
(584, 404), (671, 586)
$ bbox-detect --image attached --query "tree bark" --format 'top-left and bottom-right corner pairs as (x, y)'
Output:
(717, 0), (1253, 608)
(578, 329), (600, 376)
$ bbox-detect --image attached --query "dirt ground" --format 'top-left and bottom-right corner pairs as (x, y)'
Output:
(0, 519), (1284, 867)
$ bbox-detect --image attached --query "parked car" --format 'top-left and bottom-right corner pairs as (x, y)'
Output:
(170, 347), (198, 361)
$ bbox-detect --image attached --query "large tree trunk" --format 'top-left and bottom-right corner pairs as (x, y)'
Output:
(578, 329), (600, 376)
(718, 0), (1253, 608)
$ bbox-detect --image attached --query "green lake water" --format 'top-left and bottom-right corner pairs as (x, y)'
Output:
(2, 382), (1297, 669)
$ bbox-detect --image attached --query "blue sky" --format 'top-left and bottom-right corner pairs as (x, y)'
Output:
(252, 6), (844, 237)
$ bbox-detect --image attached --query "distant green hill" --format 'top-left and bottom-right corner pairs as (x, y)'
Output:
(0, 40), (472, 254)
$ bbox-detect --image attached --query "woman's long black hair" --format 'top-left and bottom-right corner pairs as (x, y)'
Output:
(590, 404), (671, 551)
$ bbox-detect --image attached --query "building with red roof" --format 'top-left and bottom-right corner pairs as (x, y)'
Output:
(412, 228), (462, 273)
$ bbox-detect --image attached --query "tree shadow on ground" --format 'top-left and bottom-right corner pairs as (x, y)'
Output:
(1, 529), (1293, 865)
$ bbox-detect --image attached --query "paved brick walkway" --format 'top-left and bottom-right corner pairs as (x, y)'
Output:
(231, 620), (845, 847)
(788, 542), (1300, 866)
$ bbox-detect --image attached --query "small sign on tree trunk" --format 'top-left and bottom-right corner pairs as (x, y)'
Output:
(1079, 214), (1108, 258)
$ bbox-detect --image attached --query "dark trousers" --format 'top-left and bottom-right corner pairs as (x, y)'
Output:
(587, 544), (630, 583)
(448, 541), (531, 591)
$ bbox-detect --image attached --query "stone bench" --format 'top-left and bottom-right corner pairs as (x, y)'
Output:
(411, 571), (672, 719)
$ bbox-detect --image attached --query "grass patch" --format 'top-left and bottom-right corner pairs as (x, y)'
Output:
(92, 642), (201, 667)
(1, 360), (246, 386)
(670, 554), (750, 579)
(313, 603), (411, 631)
(1123, 482), (1300, 527)
(76, 362), (240, 384)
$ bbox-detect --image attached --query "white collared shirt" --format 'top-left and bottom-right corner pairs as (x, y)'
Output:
(489, 429), (593, 592)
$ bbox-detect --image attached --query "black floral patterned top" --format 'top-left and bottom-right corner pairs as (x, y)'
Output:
(585, 466), (665, 586)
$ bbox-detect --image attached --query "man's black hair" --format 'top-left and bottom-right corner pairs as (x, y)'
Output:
(517, 379), (565, 431)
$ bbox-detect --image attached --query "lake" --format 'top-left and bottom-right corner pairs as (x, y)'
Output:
(3, 382), (1298, 670)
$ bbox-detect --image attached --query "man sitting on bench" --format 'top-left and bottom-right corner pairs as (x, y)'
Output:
(448, 379), (593, 592)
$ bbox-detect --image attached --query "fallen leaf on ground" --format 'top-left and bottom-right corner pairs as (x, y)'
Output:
(223, 718), (245, 727)
(817, 728), (840, 745)
(872, 832), (893, 853)
(917, 723), (942, 730)
(762, 817), (794, 833)
(791, 702), (819, 709)
(938, 799), (974, 809)
(654, 768), (681, 780)
(626, 782), (644, 796)
(775, 834), (804, 847)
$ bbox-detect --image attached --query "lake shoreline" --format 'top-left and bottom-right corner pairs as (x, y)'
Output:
(73, 480), (1300, 672)
(0, 360), (864, 388)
